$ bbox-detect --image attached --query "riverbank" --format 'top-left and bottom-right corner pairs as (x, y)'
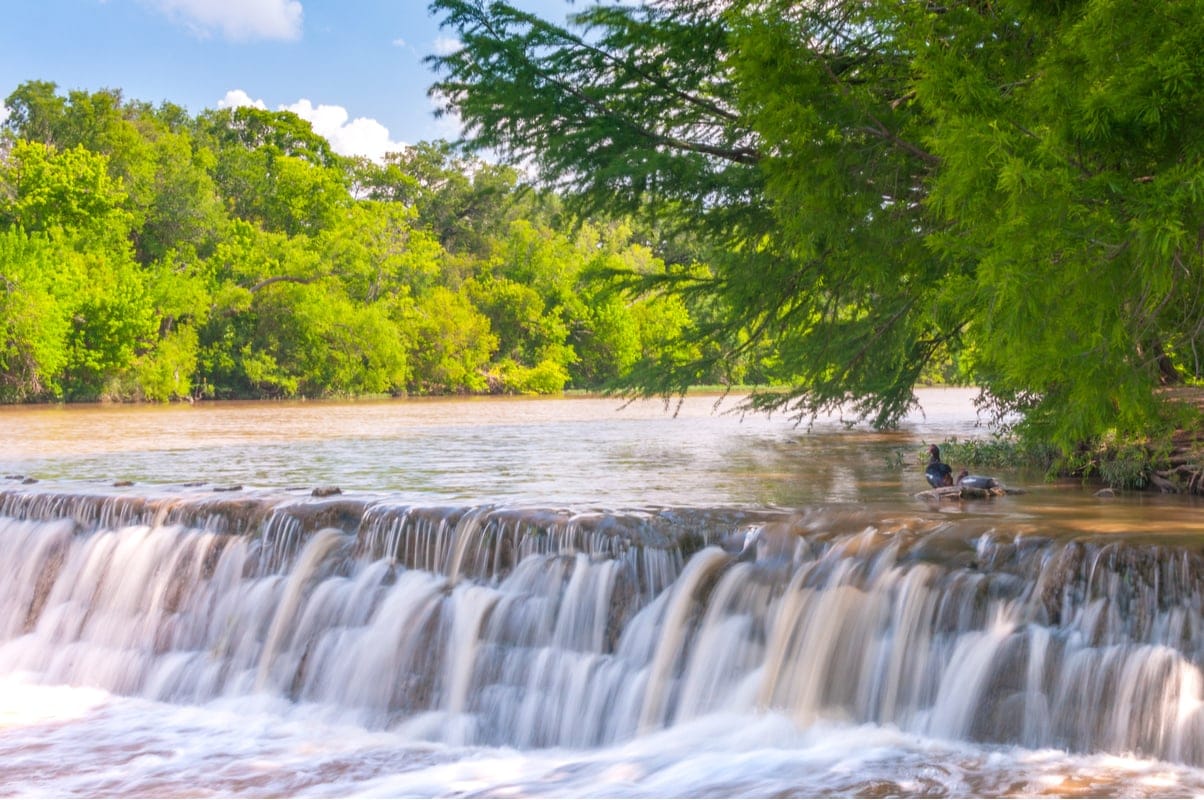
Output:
(1155, 388), (1204, 494)
(939, 387), (1204, 496)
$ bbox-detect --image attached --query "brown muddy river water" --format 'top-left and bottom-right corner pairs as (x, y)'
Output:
(2, 388), (1204, 797)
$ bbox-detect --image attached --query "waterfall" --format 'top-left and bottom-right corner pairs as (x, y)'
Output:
(2, 485), (1204, 767)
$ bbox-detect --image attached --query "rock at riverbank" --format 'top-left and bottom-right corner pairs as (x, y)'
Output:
(916, 484), (1019, 502)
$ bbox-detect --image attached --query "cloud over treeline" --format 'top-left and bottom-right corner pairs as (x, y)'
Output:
(217, 89), (407, 162)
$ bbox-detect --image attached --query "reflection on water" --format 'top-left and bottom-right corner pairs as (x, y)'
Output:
(4, 390), (954, 505)
(3, 388), (1201, 531)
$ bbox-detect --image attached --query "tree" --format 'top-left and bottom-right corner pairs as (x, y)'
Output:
(318, 201), (442, 303)
(240, 279), (409, 397)
(60, 249), (157, 399)
(3, 80), (66, 146)
(358, 141), (528, 257)
(5, 77), (721, 403)
(0, 139), (133, 247)
(914, 0), (1204, 448)
(403, 285), (496, 393)
(430, 1), (758, 221)
(199, 107), (349, 236)
(0, 229), (77, 401)
(199, 106), (338, 168)
(429, 0), (1204, 449)
(465, 273), (574, 392)
(133, 132), (227, 264)
(429, 0), (945, 427)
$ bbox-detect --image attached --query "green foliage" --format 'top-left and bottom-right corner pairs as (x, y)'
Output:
(0, 77), (732, 405)
(1093, 444), (1154, 491)
(915, 0), (1204, 452)
(360, 141), (527, 257)
(134, 132), (225, 264)
(0, 140), (133, 248)
(931, 437), (1060, 472)
(570, 292), (641, 386)
(429, 0), (950, 427)
(0, 229), (76, 400)
(199, 106), (338, 168)
(429, 0), (757, 224)
(318, 202), (440, 302)
(4, 80), (67, 145)
(135, 326), (199, 401)
(494, 355), (571, 394)
(404, 286), (496, 393)
(430, 0), (1204, 456)
(62, 250), (157, 399)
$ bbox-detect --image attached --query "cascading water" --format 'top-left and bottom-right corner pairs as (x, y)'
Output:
(3, 482), (1204, 784)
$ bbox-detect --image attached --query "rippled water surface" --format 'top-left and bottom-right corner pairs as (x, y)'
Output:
(4, 387), (1201, 529)
(5, 390), (975, 506)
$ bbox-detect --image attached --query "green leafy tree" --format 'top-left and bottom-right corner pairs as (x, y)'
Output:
(134, 132), (227, 264)
(0, 70), (778, 405)
(134, 324), (200, 401)
(318, 201), (442, 302)
(404, 285), (496, 393)
(0, 137), (155, 399)
(61, 250), (157, 399)
(569, 221), (669, 387)
(428, 0), (941, 424)
(915, 0), (1204, 448)
(361, 141), (527, 257)
(0, 229), (78, 400)
(3, 80), (67, 146)
(194, 219), (411, 398)
(199, 106), (339, 168)
(132, 245), (218, 401)
(0, 139), (134, 249)
(200, 108), (349, 235)
(465, 273), (574, 391)
(430, 0), (1204, 449)
(241, 280), (408, 397)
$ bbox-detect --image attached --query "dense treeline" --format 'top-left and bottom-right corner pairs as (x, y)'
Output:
(430, 0), (1204, 458)
(0, 80), (723, 402)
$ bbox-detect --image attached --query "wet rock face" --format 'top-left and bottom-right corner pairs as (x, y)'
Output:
(273, 497), (367, 536)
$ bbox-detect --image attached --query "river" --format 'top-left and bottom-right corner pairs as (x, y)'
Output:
(2, 388), (1204, 797)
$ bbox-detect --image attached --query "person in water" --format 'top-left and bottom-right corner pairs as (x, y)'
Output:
(925, 445), (954, 488)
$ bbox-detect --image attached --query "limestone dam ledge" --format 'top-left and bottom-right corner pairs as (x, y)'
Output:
(3, 481), (1204, 764)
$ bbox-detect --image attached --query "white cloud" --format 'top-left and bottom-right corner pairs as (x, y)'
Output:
(392, 37), (407, 48)
(284, 99), (407, 163)
(214, 90), (408, 162)
(143, 0), (303, 41)
(216, 89), (267, 110)
(431, 35), (461, 56)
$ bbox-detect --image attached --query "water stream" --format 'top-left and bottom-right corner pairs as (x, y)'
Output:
(2, 389), (1204, 797)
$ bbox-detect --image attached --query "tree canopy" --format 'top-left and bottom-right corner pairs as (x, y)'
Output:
(5, 0), (1204, 459)
(0, 81), (706, 403)
(428, 0), (1204, 451)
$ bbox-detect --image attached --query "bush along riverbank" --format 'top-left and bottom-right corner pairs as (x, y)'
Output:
(933, 405), (1204, 497)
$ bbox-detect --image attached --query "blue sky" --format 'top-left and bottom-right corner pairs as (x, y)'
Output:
(0, 0), (569, 160)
